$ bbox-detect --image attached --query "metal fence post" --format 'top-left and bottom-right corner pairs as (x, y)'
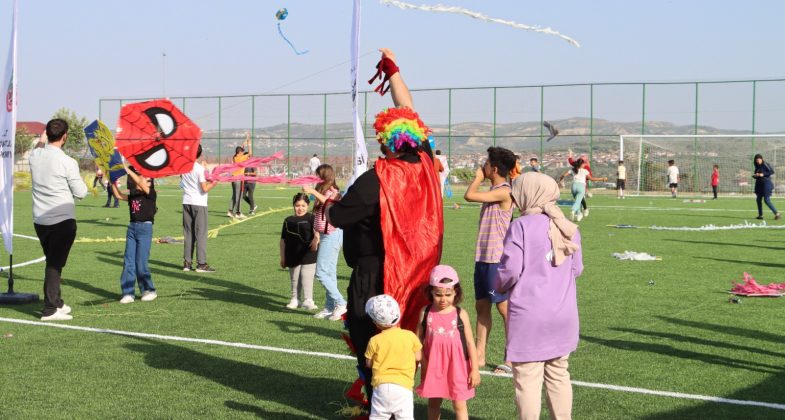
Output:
(693, 83), (699, 192)
(539, 86), (544, 161)
(218, 96), (222, 164)
(492, 87), (497, 147)
(751, 80), (757, 158)
(287, 94), (291, 178)
(641, 84), (646, 135)
(448, 88), (453, 171)
(323, 94), (328, 160)
(251, 96), (255, 155)
(589, 84), (594, 169)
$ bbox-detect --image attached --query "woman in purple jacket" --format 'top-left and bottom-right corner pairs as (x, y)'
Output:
(495, 171), (583, 420)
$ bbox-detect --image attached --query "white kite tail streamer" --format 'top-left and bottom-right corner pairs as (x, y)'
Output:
(379, 0), (581, 48)
(649, 221), (785, 232)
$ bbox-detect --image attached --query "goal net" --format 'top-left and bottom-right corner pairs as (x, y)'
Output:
(619, 134), (785, 196)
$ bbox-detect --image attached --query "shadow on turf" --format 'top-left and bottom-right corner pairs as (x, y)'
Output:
(639, 318), (785, 420)
(125, 339), (485, 419)
(693, 256), (785, 269)
(269, 320), (341, 341)
(666, 239), (785, 251)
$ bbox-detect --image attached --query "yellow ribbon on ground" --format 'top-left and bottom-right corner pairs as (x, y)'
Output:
(73, 207), (289, 243)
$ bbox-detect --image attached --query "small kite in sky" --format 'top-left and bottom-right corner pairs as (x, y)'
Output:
(543, 120), (559, 141)
(276, 8), (309, 55)
(379, 0), (581, 48)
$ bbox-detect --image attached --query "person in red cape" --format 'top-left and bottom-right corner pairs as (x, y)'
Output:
(327, 48), (444, 403)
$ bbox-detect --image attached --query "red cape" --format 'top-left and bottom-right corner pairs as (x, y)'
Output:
(376, 151), (444, 332)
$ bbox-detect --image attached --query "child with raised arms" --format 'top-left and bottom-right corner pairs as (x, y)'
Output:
(416, 265), (481, 420)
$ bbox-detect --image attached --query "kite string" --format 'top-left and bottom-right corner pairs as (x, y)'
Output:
(379, 0), (581, 48)
(277, 22), (309, 56)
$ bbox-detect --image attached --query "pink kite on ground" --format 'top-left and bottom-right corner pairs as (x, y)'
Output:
(729, 272), (785, 297)
(206, 151), (321, 184)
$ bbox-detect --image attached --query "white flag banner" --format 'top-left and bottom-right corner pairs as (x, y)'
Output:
(347, 0), (367, 188)
(0, 0), (18, 255)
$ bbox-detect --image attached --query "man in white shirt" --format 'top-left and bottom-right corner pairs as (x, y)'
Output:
(667, 159), (679, 198)
(309, 154), (321, 174)
(181, 145), (218, 272)
(29, 119), (88, 321)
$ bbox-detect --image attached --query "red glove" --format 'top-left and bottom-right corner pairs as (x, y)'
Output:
(368, 56), (400, 96)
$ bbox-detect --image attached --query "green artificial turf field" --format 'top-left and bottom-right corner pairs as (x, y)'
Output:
(1, 184), (784, 419)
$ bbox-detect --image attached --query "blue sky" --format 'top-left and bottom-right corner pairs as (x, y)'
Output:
(1, 0), (784, 126)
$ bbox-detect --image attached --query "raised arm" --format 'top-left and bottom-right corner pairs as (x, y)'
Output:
(379, 48), (414, 111)
(464, 167), (511, 204)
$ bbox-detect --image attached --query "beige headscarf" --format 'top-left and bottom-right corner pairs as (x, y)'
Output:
(511, 172), (579, 266)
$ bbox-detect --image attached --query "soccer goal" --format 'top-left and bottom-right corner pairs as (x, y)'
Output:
(619, 134), (785, 196)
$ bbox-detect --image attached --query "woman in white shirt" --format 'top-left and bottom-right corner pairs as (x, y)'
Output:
(559, 159), (607, 221)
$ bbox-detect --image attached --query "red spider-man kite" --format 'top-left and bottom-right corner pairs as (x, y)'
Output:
(115, 99), (201, 178)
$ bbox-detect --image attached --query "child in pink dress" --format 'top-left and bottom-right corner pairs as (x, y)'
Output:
(416, 265), (481, 420)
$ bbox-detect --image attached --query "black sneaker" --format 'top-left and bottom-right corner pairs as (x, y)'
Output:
(183, 261), (193, 272)
(196, 264), (216, 273)
(756, 216), (764, 220)
(776, 213), (782, 221)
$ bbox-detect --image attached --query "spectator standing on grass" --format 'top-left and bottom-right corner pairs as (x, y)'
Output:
(228, 134), (251, 219)
(528, 157), (540, 173)
(111, 163), (158, 304)
(309, 153), (321, 174)
(104, 177), (119, 208)
(464, 146), (517, 374)
(280, 193), (319, 311)
(243, 161), (258, 215)
(667, 160), (679, 198)
(617, 160), (626, 199)
(711, 164), (719, 200)
(302, 164), (347, 321)
(496, 171), (583, 420)
(752, 154), (781, 220)
(435, 150), (449, 197)
(29, 119), (88, 321)
(181, 145), (218, 273)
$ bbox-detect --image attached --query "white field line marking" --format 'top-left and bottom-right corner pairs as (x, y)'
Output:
(0, 234), (45, 272)
(0, 317), (783, 411)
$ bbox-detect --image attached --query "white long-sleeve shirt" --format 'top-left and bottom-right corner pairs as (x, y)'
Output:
(29, 144), (88, 225)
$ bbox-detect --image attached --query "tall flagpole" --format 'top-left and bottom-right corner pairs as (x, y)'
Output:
(347, 0), (367, 188)
(0, 0), (39, 304)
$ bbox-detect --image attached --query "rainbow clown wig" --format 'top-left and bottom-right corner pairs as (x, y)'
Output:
(374, 107), (432, 153)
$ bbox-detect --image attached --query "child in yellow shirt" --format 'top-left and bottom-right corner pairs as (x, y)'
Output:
(364, 294), (423, 420)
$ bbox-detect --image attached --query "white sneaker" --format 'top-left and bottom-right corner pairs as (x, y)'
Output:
(582, 208), (589, 217)
(285, 298), (299, 309)
(235, 213), (247, 220)
(227, 210), (233, 217)
(586, 191), (593, 198)
(141, 291), (158, 302)
(571, 212), (577, 222)
(59, 304), (72, 315)
(120, 295), (135, 304)
(41, 311), (72, 321)
(314, 308), (332, 319)
(576, 212), (584, 222)
(301, 299), (318, 310)
(328, 305), (347, 321)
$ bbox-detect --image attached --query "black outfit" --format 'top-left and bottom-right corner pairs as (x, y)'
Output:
(105, 182), (119, 207)
(328, 154), (419, 400)
(712, 185), (718, 199)
(34, 219), (77, 316)
(243, 167), (256, 211)
(281, 214), (317, 267)
(128, 180), (157, 223)
(753, 161), (777, 216)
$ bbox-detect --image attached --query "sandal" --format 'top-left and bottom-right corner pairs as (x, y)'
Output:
(493, 364), (513, 375)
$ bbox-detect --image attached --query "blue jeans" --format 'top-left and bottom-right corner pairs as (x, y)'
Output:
(315, 229), (345, 310)
(121, 222), (155, 296)
(756, 195), (778, 216)
(571, 182), (586, 214)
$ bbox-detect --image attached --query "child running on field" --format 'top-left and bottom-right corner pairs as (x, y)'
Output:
(111, 163), (157, 304)
(416, 265), (481, 420)
(279, 193), (319, 310)
(558, 159), (606, 222)
(364, 294), (422, 420)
